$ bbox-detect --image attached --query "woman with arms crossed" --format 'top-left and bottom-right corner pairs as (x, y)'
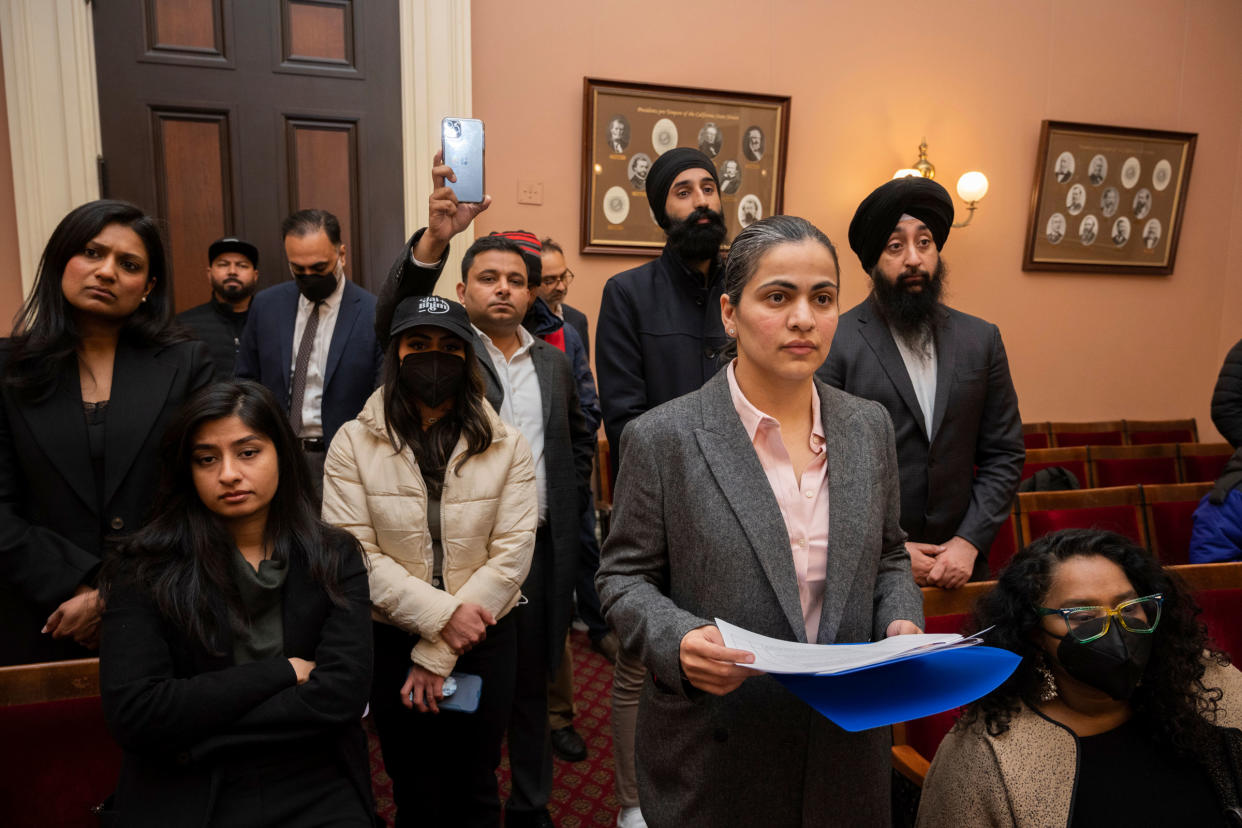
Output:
(0, 200), (213, 665)
(596, 215), (923, 828)
(99, 381), (374, 826)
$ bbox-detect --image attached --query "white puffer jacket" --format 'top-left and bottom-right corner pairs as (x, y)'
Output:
(323, 387), (537, 676)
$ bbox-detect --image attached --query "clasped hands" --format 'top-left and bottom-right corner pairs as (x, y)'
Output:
(401, 602), (494, 713)
(907, 537), (979, 590)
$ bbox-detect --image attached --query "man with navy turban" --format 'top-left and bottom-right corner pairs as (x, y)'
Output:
(818, 176), (1023, 589)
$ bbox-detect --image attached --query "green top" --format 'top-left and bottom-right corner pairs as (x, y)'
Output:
(229, 547), (288, 664)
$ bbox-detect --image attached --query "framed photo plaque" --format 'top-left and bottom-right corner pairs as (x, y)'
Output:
(581, 78), (790, 255)
(1022, 120), (1196, 275)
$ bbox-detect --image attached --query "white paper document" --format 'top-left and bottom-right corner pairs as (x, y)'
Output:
(715, 617), (983, 675)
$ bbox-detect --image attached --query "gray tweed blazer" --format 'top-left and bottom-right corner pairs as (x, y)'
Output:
(597, 370), (923, 828)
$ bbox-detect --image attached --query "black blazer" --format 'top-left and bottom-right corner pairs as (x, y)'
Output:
(0, 338), (213, 665)
(561, 303), (590, 361)
(235, 279), (383, 446)
(375, 230), (595, 669)
(818, 298), (1024, 570)
(99, 534), (374, 827)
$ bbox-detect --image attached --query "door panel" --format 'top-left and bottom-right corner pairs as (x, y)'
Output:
(94, 0), (401, 310)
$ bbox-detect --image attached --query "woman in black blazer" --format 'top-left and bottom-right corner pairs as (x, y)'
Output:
(99, 381), (374, 827)
(0, 199), (213, 665)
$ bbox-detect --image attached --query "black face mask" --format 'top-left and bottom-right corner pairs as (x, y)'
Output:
(1052, 622), (1154, 701)
(399, 351), (466, 408)
(294, 260), (341, 303)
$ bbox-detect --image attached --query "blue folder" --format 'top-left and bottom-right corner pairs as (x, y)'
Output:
(772, 645), (1021, 732)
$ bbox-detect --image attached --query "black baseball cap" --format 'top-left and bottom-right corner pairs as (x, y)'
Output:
(207, 236), (259, 267)
(389, 295), (475, 342)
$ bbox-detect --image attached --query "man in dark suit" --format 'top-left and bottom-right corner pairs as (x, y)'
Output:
(818, 176), (1023, 589)
(235, 209), (382, 491)
(177, 236), (260, 378)
(374, 154), (594, 828)
(535, 238), (591, 359)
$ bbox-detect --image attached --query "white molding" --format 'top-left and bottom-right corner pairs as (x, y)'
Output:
(0, 0), (101, 296)
(401, 0), (472, 299)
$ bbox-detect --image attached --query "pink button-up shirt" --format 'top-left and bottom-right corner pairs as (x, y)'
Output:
(726, 363), (829, 643)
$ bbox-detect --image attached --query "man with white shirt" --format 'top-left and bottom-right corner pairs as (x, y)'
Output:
(817, 176), (1023, 589)
(236, 209), (382, 493)
(373, 154), (594, 828)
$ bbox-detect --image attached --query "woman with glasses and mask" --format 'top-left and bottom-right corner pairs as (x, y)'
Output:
(918, 528), (1242, 827)
(322, 295), (536, 827)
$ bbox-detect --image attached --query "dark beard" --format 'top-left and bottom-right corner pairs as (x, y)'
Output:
(870, 259), (947, 349)
(665, 206), (727, 263)
(214, 278), (256, 305)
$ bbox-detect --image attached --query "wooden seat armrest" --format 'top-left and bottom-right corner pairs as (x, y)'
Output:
(891, 744), (930, 787)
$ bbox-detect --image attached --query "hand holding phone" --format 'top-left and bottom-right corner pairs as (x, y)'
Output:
(441, 117), (485, 203)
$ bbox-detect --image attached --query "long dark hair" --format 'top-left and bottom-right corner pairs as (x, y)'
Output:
(961, 529), (1228, 755)
(5, 199), (187, 401)
(381, 333), (493, 499)
(101, 381), (355, 653)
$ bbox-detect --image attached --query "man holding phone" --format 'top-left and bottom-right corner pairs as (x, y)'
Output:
(374, 152), (594, 828)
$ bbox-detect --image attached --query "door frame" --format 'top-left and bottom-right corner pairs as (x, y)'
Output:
(0, 0), (472, 299)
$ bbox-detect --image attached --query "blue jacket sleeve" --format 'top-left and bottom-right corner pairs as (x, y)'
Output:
(1189, 491), (1242, 563)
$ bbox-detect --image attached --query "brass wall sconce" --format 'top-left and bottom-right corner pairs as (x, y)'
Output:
(893, 139), (988, 228)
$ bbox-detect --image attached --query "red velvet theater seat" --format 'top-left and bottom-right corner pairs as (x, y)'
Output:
(987, 512), (1021, 577)
(1049, 420), (1125, 448)
(0, 659), (119, 828)
(1125, 418), (1198, 445)
(1142, 482), (1212, 565)
(1166, 562), (1242, 664)
(1018, 486), (1147, 548)
(1179, 443), (1233, 483)
(1022, 447), (1090, 488)
(1090, 444), (1180, 488)
(1022, 422), (1051, 450)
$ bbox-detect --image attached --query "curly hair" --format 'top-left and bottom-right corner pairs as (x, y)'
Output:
(960, 528), (1229, 755)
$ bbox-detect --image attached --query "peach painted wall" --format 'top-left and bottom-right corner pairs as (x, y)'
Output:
(0, 38), (22, 330)
(469, 0), (1242, 441)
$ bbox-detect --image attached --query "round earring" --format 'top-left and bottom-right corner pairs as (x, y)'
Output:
(727, 328), (735, 336)
(141, 296), (148, 303)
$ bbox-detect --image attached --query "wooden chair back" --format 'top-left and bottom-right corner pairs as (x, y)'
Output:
(1018, 485), (1147, 548)
(1141, 482), (1212, 564)
(1049, 420), (1125, 448)
(1022, 446), (1090, 488)
(1125, 418), (1198, 445)
(1089, 444), (1180, 488)
(1179, 442), (1233, 483)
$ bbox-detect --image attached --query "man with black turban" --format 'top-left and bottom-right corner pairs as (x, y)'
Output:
(594, 146), (730, 828)
(818, 175), (1023, 589)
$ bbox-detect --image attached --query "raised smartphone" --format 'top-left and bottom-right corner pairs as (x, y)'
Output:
(441, 117), (485, 203)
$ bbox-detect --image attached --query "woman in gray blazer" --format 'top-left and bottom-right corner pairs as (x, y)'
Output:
(597, 216), (924, 828)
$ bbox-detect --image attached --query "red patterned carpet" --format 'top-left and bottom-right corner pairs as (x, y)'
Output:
(368, 628), (620, 826)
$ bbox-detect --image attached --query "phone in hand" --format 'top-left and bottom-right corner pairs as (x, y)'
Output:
(410, 671), (483, 713)
(441, 117), (485, 203)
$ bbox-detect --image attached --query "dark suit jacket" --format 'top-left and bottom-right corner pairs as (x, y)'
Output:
(375, 230), (595, 668)
(596, 372), (921, 827)
(235, 280), (382, 445)
(99, 534), (374, 826)
(561, 303), (590, 361)
(817, 298), (1023, 571)
(0, 339), (213, 665)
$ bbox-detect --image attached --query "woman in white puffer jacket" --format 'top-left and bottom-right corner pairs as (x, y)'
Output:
(323, 295), (536, 828)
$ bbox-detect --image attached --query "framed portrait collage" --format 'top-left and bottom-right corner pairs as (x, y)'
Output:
(1022, 120), (1196, 275)
(580, 78), (790, 255)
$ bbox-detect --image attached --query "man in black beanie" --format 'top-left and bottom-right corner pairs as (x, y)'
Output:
(594, 146), (729, 828)
(818, 176), (1023, 590)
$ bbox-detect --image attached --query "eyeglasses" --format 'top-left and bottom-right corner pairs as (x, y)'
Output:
(544, 270), (574, 287)
(1036, 594), (1164, 644)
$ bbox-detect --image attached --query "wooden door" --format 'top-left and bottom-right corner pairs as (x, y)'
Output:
(92, 0), (403, 310)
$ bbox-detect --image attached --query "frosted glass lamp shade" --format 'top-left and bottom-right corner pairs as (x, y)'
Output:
(956, 171), (989, 203)
(892, 168), (922, 179)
